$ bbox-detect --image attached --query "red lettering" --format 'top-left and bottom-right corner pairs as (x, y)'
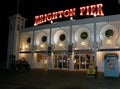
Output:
(63, 9), (69, 17)
(47, 13), (52, 21)
(80, 3), (104, 16)
(86, 6), (89, 15)
(58, 11), (63, 18)
(39, 15), (44, 23)
(69, 8), (76, 16)
(43, 14), (47, 23)
(52, 12), (58, 20)
(34, 16), (39, 26)
(34, 15), (43, 26)
(97, 4), (104, 16)
(80, 7), (85, 16)
(34, 4), (104, 26)
(90, 5), (96, 15)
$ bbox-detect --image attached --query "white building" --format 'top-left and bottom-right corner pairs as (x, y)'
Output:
(7, 14), (120, 74)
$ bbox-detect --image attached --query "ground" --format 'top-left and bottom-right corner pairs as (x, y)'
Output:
(0, 69), (120, 89)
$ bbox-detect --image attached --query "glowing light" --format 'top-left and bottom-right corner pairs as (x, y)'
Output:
(59, 43), (63, 47)
(40, 44), (45, 48)
(73, 60), (76, 64)
(70, 17), (73, 20)
(34, 3), (104, 26)
(81, 42), (86, 46)
(50, 20), (53, 24)
(19, 53), (26, 58)
(21, 45), (29, 51)
(44, 59), (48, 64)
(107, 40), (112, 45)
(80, 3), (104, 16)
(94, 14), (97, 17)
(34, 8), (76, 26)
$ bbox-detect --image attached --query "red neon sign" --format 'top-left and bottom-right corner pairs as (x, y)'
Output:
(80, 4), (104, 16)
(34, 3), (104, 26)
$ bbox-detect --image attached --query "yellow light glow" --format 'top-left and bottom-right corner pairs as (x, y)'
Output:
(25, 45), (28, 49)
(44, 59), (48, 64)
(59, 43), (63, 47)
(107, 40), (112, 45)
(19, 53), (26, 58)
(81, 42), (86, 46)
(21, 45), (29, 51)
(40, 44), (45, 48)
(73, 60), (76, 64)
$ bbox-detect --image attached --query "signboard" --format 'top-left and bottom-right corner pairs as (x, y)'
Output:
(34, 3), (104, 26)
(104, 54), (119, 77)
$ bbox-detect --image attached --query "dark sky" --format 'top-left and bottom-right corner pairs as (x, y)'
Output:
(4, 0), (120, 27)
(1, 0), (120, 65)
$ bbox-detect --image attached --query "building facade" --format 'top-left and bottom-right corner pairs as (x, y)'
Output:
(7, 14), (120, 73)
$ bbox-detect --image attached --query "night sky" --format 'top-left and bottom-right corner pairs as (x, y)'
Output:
(0, 0), (120, 68)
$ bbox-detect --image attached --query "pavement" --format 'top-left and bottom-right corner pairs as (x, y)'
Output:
(0, 69), (120, 89)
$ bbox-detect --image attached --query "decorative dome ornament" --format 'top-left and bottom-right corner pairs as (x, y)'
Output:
(80, 32), (88, 39)
(41, 36), (47, 42)
(74, 27), (90, 43)
(105, 29), (114, 38)
(54, 30), (66, 44)
(20, 33), (31, 51)
(100, 24), (118, 40)
(59, 34), (66, 41)
(35, 31), (47, 45)
(20, 33), (31, 44)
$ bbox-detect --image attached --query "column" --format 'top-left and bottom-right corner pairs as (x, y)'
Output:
(48, 28), (52, 70)
(93, 18), (97, 65)
(69, 25), (74, 71)
(31, 31), (35, 69)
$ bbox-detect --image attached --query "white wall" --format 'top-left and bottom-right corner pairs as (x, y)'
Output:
(96, 52), (104, 72)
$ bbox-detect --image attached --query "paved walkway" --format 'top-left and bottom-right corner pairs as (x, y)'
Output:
(0, 69), (120, 89)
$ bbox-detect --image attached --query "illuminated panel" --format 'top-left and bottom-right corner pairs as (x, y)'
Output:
(34, 8), (76, 26)
(79, 3), (104, 16)
(34, 3), (104, 26)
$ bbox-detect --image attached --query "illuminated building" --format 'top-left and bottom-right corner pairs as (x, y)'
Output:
(7, 8), (120, 73)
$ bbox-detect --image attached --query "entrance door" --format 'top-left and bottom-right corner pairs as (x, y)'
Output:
(36, 53), (48, 69)
(53, 53), (69, 69)
(74, 53), (91, 70)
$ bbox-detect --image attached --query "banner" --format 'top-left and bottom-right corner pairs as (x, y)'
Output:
(104, 54), (119, 77)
